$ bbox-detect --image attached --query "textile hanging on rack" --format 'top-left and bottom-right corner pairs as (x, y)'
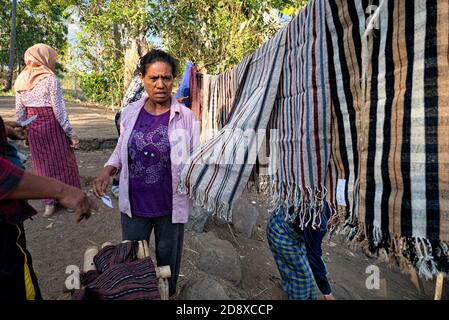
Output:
(268, 0), (331, 228)
(176, 61), (193, 108)
(359, 0), (449, 277)
(178, 26), (288, 221)
(199, 74), (217, 144)
(326, 0), (449, 277)
(197, 55), (265, 187)
(216, 56), (253, 130)
(324, 0), (364, 231)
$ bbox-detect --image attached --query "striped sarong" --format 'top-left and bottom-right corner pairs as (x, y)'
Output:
(179, 25), (287, 220)
(326, 0), (449, 277)
(179, 1), (331, 225)
(216, 56), (252, 130)
(325, 0), (364, 231)
(189, 64), (203, 124)
(266, 209), (317, 300)
(268, 0), (331, 228)
(26, 107), (81, 206)
(200, 74), (218, 144)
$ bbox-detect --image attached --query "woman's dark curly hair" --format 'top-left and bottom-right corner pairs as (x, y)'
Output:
(139, 49), (178, 78)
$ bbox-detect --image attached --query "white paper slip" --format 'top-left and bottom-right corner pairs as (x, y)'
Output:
(19, 115), (37, 127)
(101, 195), (113, 208)
(336, 179), (347, 206)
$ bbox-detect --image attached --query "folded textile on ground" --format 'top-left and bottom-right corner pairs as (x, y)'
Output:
(73, 242), (160, 300)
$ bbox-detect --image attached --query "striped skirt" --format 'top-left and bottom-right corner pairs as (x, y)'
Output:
(26, 107), (81, 205)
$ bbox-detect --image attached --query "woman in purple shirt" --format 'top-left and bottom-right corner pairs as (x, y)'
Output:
(93, 50), (199, 297)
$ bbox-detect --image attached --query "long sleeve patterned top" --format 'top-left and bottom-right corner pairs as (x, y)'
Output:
(15, 75), (76, 138)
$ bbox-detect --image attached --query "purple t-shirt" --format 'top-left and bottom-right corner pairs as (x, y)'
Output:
(128, 108), (172, 217)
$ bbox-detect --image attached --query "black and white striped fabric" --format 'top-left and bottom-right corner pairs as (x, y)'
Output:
(326, 0), (449, 278)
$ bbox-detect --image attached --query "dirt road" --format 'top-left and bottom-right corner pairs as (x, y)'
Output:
(1, 95), (447, 300)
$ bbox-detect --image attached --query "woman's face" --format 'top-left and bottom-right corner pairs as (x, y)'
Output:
(140, 61), (174, 106)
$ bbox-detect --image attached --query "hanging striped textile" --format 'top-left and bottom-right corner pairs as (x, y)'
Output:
(360, 0), (449, 277)
(178, 26), (288, 220)
(326, 0), (449, 277)
(268, 0), (332, 228)
(179, 0), (332, 225)
(324, 0), (364, 231)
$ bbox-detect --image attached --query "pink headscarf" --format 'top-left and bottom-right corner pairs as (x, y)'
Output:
(14, 43), (57, 92)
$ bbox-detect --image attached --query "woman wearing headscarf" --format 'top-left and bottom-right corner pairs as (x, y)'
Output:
(14, 43), (81, 217)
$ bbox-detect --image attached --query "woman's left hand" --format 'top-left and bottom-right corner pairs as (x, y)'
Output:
(70, 136), (80, 149)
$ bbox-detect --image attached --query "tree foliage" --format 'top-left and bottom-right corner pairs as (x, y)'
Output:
(0, 0), (77, 70)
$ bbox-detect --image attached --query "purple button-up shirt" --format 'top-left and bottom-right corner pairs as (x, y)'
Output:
(105, 96), (200, 223)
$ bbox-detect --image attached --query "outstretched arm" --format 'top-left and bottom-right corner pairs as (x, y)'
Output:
(2, 158), (93, 222)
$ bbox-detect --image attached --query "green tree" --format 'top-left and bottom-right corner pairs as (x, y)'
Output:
(148, 0), (308, 74)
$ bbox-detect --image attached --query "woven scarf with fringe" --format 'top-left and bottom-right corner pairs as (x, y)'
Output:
(326, 0), (449, 278)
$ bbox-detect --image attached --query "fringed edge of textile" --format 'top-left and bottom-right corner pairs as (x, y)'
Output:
(267, 182), (329, 230)
(330, 219), (449, 280)
(177, 180), (233, 222)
